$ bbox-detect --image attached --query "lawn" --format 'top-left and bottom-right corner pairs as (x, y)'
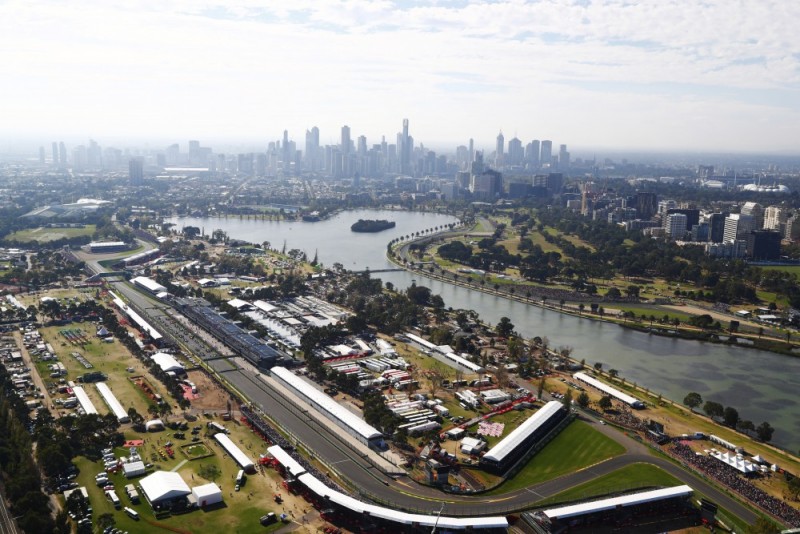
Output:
(533, 463), (682, 506)
(759, 265), (800, 276)
(485, 419), (626, 494)
(609, 305), (694, 323)
(5, 224), (96, 243)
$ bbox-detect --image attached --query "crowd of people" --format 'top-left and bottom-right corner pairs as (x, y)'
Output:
(240, 404), (345, 493)
(671, 442), (800, 527)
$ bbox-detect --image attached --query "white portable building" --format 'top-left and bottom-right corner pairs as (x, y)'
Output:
(122, 461), (146, 479)
(191, 483), (223, 507)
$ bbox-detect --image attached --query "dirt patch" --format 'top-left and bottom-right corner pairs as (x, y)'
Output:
(186, 369), (235, 413)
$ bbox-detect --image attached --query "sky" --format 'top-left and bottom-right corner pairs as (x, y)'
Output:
(2, 0), (800, 154)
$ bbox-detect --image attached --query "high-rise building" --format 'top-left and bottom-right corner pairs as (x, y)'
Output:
(723, 213), (755, 243)
(558, 144), (570, 171)
(763, 206), (786, 231)
(747, 230), (781, 260)
(305, 127), (320, 172)
(495, 131), (504, 168)
(129, 158), (144, 186)
(635, 192), (657, 220)
(400, 119), (411, 175)
(527, 140), (540, 169)
(59, 142), (67, 165)
(507, 137), (523, 166)
(540, 140), (552, 168)
(665, 213), (687, 239)
(666, 209), (699, 230)
(51, 142), (58, 165)
(784, 215), (800, 241)
(709, 212), (727, 243)
(740, 202), (764, 229)
(468, 138), (474, 166)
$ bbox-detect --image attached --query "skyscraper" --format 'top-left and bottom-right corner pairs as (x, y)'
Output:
(495, 131), (504, 168)
(540, 140), (552, 168)
(59, 142), (67, 165)
(51, 142), (58, 165)
(507, 137), (523, 166)
(305, 127), (319, 172)
(558, 144), (570, 171)
(129, 158), (144, 186)
(400, 118), (410, 175)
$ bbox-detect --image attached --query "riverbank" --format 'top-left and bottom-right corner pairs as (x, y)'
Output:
(388, 235), (800, 359)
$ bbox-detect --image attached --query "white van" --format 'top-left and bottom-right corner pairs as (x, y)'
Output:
(105, 490), (121, 509)
(124, 507), (139, 520)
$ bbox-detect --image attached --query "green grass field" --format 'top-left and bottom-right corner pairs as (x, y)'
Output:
(609, 305), (694, 323)
(759, 265), (800, 276)
(486, 419), (626, 494)
(5, 225), (96, 243)
(533, 463), (682, 506)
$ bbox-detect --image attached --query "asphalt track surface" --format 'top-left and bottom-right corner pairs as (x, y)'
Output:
(106, 276), (758, 524)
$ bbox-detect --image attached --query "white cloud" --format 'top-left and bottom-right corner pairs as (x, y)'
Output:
(1, 0), (799, 152)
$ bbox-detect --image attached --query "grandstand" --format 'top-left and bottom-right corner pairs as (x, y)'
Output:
(480, 401), (567, 473)
(173, 297), (287, 369)
(524, 485), (695, 532)
(404, 332), (483, 373)
(573, 372), (645, 409)
(266, 446), (507, 531)
(270, 367), (385, 449)
(109, 291), (164, 345)
(267, 445), (306, 478)
(214, 433), (255, 473)
(95, 383), (130, 423)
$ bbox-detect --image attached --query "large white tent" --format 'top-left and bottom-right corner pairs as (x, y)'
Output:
(151, 352), (184, 374)
(191, 483), (223, 507)
(139, 471), (191, 506)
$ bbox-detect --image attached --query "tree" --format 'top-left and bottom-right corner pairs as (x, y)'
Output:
(756, 421), (775, 442)
(723, 406), (739, 428)
(577, 391), (590, 408)
(578, 303), (585, 315)
(703, 400), (724, 418)
(598, 395), (613, 411)
(683, 392), (703, 412)
(537, 377), (545, 398)
(608, 369), (619, 378)
(593, 362), (603, 372)
(788, 476), (800, 500)
(625, 285), (640, 298)
(496, 316), (515, 338)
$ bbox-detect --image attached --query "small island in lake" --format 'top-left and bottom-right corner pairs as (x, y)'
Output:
(351, 219), (396, 233)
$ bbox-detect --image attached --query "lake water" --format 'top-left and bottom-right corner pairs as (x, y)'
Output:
(170, 209), (800, 452)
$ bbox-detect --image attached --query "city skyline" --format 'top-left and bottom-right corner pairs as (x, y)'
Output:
(2, 1), (800, 153)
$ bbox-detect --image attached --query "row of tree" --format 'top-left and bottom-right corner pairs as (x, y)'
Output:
(683, 392), (774, 442)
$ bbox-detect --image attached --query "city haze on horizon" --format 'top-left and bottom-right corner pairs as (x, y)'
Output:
(2, 1), (800, 154)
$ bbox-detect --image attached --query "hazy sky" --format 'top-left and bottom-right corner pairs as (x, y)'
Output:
(3, 0), (800, 153)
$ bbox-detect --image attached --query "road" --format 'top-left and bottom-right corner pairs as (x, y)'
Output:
(92, 259), (760, 523)
(0, 485), (19, 534)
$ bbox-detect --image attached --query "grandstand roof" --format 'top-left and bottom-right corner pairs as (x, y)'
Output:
(482, 401), (564, 464)
(298, 472), (507, 530)
(214, 433), (254, 471)
(131, 276), (167, 294)
(271, 366), (382, 442)
(573, 372), (643, 408)
(544, 485), (693, 520)
(267, 445), (306, 477)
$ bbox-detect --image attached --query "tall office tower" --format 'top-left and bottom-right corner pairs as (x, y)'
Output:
(558, 144), (570, 171)
(723, 213), (755, 243)
(635, 192), (657, 219)
(281, 130), (291, 172)
(256, 153), (267, 176)
(540, 140), (552, 167)
(341, 125), (351, 157)
(39, 146), (45, 164)
(188, 140), (201, 165)
(495, 131), (504, 168)
(129, 158), (144, 185)
(59, 142), (67, 165)
(400, 118), (411, 175)
(507, 137), (523, 166)
(527, 140), (540, 168)
(469, 138), (474, 165)
(305, 127), (319, 171)
(166, 143), (180, 166)
(741, 201), (764, 229)
(763, 206), (787, 231)
(455, 145), (469, 170)
(665, 213), (687, 239)
(709, 213), (727, 243)
(51, 142), (58, 165)
(747, 230), (782, 260)
(357, 135), (367, 157)
(87, 139), (101, 168)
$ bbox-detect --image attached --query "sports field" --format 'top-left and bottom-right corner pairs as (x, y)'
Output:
(486, 419), (626, 494)
(5, 225), (96, 243)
